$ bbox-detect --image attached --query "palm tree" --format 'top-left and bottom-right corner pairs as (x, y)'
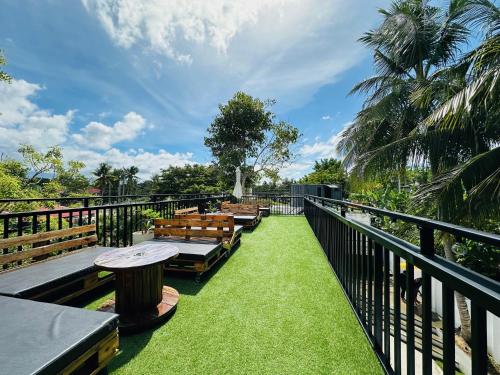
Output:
(338, 0), (499, 344)
(93, 163), (114, 198)
(124, 166), (139, 196)
(338, 0), (472, 178)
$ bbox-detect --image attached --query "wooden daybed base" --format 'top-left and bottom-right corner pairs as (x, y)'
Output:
(0, 224), (115, 304)
(151, 215), (241, 282)
(221, 203), (262, 229)
(0, 295), (118, 374)
(259, 207), (271, 217)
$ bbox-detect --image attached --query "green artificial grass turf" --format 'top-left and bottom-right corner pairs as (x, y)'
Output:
(86, 216), (383, 374)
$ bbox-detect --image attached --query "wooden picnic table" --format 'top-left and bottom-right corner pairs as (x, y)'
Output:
(94, 242), (179, 333)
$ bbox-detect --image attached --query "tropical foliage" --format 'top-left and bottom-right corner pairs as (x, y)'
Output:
(299, 158), (347, 185)
(338, 0), (500, 344)
(153, 164), (223, 194)
(205, 92), (300, 191)
(0, 145), (91, 212)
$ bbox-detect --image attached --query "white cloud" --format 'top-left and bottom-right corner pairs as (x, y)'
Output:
(0, 80), (74, 152)
(82, 0), (388, 112)
(279, 161), (314, 180)
(299, 122), (352, 160)
(73, 111), (147, 150)
(0, 79), (194, 178)
(82, 0), (279, 63)
(321, 115), (332, 120)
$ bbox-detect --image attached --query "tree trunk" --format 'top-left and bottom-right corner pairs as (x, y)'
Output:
(442, 235), (472, 343)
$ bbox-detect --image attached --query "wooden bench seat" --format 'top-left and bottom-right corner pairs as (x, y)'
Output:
(0, 225), (114, 303)
(221, 203), (262, 229)
(0, 295), (118, 374)
(152, 215), (240, 281)
(173, 214), (243, 251)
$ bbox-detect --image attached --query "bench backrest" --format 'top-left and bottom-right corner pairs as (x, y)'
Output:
(174, 206), (199, 215)
(221, 202), (259, 216)
(0, 224), (97, 267)
(154, 215), (235, 242)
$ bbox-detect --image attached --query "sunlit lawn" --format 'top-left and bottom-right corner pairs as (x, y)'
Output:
(85, 216), (382, 374)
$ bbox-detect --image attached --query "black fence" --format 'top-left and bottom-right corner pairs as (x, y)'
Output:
(304, 196), (500, 375)
(0, 193), (226, 212)
(0, 195), (230, 253)
(239, 195), (303, 215)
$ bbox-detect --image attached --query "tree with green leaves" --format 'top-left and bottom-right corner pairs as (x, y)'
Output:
(93, 163), (114, 197)
(18, 144), (63, 186)
(337, 0), (500, 344)
(155, 164), (222, 194)
(205, 92), (300, 191)
(0, 145), (90, 210)
(124, 166), (139, 195)
(57, 161), (90, 195)
(299, 158), (346, 185)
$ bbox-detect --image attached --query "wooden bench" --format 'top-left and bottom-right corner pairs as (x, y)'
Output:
(221, 203), (262, 229)
(174, 206), (199, 215)
(150, 216), (240, 281)
(173, 213), (243, 251)
(0, 224), (114, 304)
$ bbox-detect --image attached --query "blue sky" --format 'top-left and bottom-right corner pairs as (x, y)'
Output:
(0, 0), (389, 180)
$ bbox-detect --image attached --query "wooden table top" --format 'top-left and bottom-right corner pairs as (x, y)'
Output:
(94, 243), (179, 271)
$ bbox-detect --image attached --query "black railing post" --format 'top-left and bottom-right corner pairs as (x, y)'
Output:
(373, 242), (383, 351)
(442, 284), (455, 375)
(471, 302), (487, 375)
(83, 198), (89, 208)
(419, 226), (434, 375)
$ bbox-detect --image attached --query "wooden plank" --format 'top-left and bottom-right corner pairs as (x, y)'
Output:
(174, 207), (198, 215)
(61, 329), (118, 375)
(0, 235), (98, 265)
(154, 228), (225, 238)
(155, 219), (231, 228)
(175, 214), (235, 224)
(0, 224), (96, 248)
(221, 203), (259, 216)
(27, 269), (114, 304)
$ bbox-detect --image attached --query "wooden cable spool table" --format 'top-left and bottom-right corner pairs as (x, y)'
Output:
(94, 242), (179, 334)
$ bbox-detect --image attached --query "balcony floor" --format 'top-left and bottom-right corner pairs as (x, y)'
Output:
(86, 216), (383, 374)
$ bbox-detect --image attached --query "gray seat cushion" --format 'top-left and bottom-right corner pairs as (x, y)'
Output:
(0, 246), (112, 298)
(234, 215), (257, 221)
(0, 295), (118, 375)
(143, 239), (222, 261)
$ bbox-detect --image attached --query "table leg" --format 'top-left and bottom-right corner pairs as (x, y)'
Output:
(115, 264), (163, 314)
(98, 264), (179, 334)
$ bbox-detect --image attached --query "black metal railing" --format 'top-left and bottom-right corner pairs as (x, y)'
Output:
(239, 195), (303, 215)
(304, 195), (500, 375)
(0, 195), (230, 258)
(0, 193), (227, 212)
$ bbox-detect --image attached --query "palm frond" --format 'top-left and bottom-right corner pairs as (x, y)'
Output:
(413, 147), (500, 221)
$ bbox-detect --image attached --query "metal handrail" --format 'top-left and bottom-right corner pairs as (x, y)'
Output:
(0, 192), (227, 204)
(304, 196), (499, 374)
(305, 195), (500, 247)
